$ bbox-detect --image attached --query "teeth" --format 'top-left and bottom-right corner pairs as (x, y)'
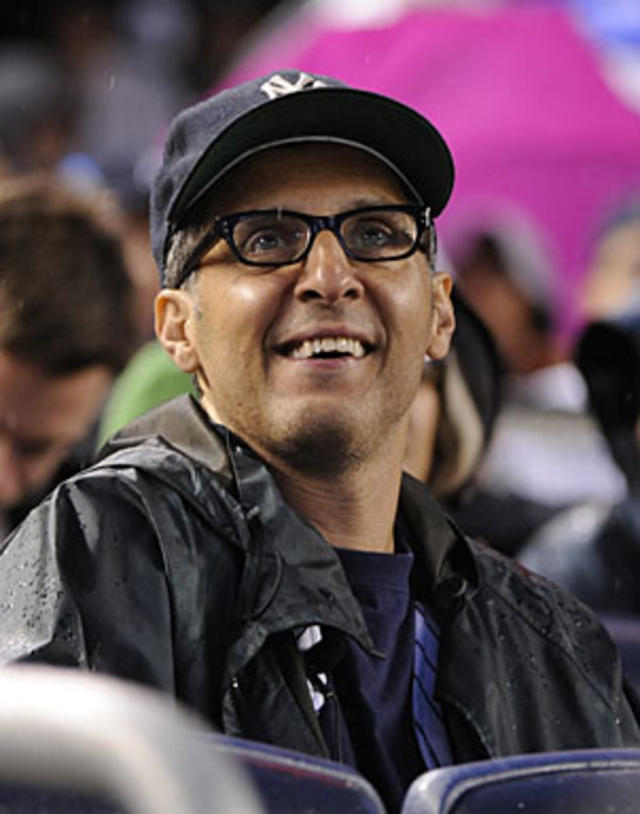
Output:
(290, 336), (366, 360)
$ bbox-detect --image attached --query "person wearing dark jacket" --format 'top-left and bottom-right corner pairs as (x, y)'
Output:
(0, 71), (638, 812)
(519, 314), (640, 616)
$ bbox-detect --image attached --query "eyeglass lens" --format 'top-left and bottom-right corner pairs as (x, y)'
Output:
(231, 209), (419, 265)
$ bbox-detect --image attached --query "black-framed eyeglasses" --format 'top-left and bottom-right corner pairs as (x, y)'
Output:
(175, 204), (435, 287)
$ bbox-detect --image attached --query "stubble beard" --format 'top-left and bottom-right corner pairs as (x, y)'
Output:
(260, 412), (370, 478)
(237, 376), (419, 479)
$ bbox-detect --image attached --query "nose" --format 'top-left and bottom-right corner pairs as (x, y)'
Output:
(0, 438), (26, 507)
(293, 229), (365, 304)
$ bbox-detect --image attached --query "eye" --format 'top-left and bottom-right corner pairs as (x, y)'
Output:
(13, 437), (55, 462)
(233, 214), (307, 261)
(244, 228), (286, 254)
(356, 223), (392, 246)
(343, 211), (415, 256)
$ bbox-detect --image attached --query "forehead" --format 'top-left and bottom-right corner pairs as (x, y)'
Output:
(207, 143), (414, 214)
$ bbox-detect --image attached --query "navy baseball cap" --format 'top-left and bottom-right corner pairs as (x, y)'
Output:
(151, 69), (455, 283)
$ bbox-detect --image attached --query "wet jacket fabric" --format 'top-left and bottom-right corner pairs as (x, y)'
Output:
(0, 395), (638, 763)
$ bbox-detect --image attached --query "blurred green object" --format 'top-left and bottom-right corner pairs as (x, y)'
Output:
(98, 341), (192, 447)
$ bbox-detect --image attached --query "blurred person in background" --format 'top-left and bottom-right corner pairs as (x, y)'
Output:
(518, 202), (640, 617)
(451, 217), (559, 378)
(580, 202), (640, 322)
(0, 44), (75, 174)
(404, 289), (502, 503)
(0, 174), (136, 536)
(404, 279), (567, 557)
(49, 0), (193, 188)
(519, 313), (640, 617)
(41, 0), (288, 343)
(0, 0), (289, 201)
(451, 213), (627, 540)
(45, 0), (196, 343)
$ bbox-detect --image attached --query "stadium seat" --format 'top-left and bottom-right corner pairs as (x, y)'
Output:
(207, 734), (385, 814)
(0, 666), (263, 814)
(401, 749), (640, 814)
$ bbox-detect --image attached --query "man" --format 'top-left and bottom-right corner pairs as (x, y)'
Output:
(0, 72), (638, 812)
(0, 175), (136, 535)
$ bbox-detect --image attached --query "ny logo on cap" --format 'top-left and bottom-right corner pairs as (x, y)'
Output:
(260, 72), (327, 100)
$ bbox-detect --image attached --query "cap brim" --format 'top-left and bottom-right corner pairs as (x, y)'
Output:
(170, 87), (454, 225)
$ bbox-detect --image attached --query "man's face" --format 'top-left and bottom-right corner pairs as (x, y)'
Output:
(0, 351), (112, 510)
(157, 144), (454, 474)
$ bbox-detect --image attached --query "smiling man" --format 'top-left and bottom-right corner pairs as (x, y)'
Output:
(0, 71), (638, 812)
(157, 141), (453, 545)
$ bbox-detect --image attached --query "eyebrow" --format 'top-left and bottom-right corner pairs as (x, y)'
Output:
(342, 195), (410, 210)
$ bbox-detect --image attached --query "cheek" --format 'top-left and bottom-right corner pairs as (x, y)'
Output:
(198, 274), (286, 354)
(384, 272), (433, 352)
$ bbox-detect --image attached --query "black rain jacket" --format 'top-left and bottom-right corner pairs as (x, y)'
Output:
(0, 395), (638, 762)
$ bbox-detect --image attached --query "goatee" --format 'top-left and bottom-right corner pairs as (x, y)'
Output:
(265, 416), (366, 477)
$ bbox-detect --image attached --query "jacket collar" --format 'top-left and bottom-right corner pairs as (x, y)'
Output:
(107, 396), (376, 650)
(399, 474), (478, 604)
(102, 394), (232, 481)
(106, 394), (477, 637)
(223, 422), (379, 654)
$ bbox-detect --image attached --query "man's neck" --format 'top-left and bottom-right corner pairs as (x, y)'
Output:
(200, 395), (410, 553)
(270, 434), (406, 555)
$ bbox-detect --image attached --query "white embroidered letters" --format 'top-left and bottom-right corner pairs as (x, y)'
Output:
(260, 72), (327, 100)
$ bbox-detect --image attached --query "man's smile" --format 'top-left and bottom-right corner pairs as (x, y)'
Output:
(280, 335), (371, 360)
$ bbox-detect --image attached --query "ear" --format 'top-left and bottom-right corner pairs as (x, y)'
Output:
(426, 272), (455, 361)
(154, 289), (200, 373)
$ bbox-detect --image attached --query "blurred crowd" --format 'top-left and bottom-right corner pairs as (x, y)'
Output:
(0, 0), (287, 338)
(0, 0), (639, 629)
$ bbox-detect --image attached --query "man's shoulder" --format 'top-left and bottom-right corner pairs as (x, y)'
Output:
(19, 395), (238, 538)
(441, 539), (640, 754)
(466, 537), (620, 673)
(3, 396), (245, 564)
(469, 537), (599, 624)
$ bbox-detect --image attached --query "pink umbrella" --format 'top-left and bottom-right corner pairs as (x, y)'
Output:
(219, 4), (640, 336)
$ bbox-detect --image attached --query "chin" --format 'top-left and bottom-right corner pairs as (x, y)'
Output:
(263, 412), (367, 477)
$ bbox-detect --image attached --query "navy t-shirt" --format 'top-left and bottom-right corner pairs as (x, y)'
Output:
(320, 545), (427, 812)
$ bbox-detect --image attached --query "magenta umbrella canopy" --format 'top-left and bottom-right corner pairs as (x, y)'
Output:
(220, 5), (640, 335)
